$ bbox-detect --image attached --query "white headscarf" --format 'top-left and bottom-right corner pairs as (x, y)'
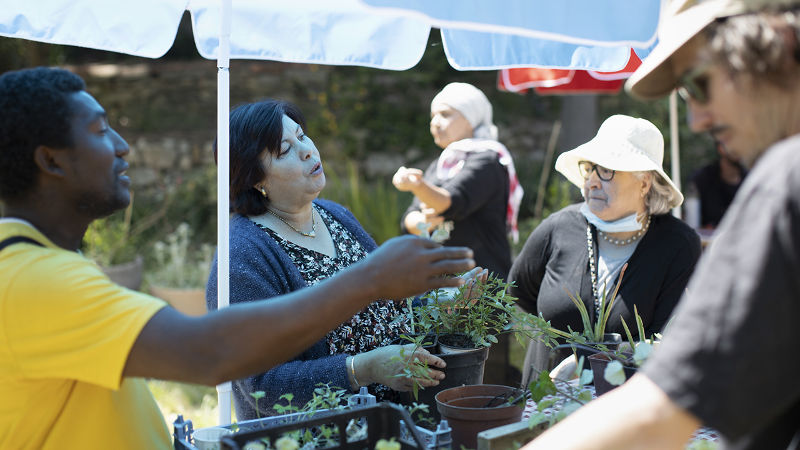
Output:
(431, 82), (498, 140)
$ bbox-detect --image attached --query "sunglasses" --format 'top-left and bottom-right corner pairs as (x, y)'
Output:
(677, 62), (712, 104)
(578, 161), (615, 181)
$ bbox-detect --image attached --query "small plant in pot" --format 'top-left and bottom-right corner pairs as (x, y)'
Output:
(589, 305), (658, 395)
(549, 264), (629, 369)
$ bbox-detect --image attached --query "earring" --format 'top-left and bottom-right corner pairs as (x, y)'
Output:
(259, 187), (267, 197)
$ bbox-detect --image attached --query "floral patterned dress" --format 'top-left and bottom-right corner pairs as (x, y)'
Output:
(255, 205), (410, 400)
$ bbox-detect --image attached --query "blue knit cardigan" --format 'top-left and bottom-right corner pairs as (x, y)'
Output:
(206, 198), (378, 420)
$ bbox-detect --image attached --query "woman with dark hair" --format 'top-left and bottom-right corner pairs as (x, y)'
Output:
(206, 99), (476, 420)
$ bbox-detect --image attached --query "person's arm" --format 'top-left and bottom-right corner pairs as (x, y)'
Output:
(522, 375), (700, 449)
(124, 235), (474, 385)
(393, 166), (452, 214)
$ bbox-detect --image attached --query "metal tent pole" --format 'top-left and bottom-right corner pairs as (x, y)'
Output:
(216, 0), (233, 426)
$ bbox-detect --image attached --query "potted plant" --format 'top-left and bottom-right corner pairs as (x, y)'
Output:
(146, 223), (214, 316)
(588, 305), (657, 395)
(545, 264), (629, 370)
(397, 273), (559, 422)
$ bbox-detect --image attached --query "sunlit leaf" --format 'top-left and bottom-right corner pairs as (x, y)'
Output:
(633, 342), (653, 366)
(604, 360), (626, 386)
(579, 368), (593, 386)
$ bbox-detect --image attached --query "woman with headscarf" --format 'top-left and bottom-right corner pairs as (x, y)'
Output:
(509, 115), (701, 381)
(392, 82), (523, 280)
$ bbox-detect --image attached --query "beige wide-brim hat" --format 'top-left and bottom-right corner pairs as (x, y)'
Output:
(555, 114), (684, 208)
(627, 0), (800, 99)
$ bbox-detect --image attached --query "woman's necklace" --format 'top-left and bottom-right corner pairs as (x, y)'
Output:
(586, 225), (602, 319)
(597, 215), (651, 246)
(266, 206), (316, 238)
(586, 216), (650, 317)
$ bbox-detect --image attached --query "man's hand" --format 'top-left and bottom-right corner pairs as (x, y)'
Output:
(392, 166), (424, 192)
(363, 235), (474, 299)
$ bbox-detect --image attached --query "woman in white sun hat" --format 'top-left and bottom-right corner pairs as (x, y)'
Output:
(509, 114), (701, 380)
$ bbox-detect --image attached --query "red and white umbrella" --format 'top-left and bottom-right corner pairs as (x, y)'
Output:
(497, 49), (642, 95)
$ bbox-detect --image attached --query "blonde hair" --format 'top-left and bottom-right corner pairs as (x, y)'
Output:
(635, 171), (680, 215)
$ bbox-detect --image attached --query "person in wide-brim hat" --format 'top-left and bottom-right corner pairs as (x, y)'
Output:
(555, 114), (684, 214)
(509, 114), (700, 388)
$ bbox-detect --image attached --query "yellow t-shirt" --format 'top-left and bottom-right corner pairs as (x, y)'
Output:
(0, 220), (171, 449)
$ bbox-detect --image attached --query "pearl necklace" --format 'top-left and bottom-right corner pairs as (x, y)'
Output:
(598, 215), (651, 246)
(266, 206), (317, 238)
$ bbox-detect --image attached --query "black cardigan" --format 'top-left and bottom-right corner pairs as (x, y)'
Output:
(508, 203), (701, 336)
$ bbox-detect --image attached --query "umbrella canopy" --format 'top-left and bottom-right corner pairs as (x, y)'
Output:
(0, 0), (663, 425)
(1, 0), (660, 71)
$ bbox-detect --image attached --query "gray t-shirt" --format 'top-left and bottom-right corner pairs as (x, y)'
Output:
(643, 135), (800, 449)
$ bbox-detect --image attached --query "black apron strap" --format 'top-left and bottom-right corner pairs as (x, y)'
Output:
(0, 236), (44, 252)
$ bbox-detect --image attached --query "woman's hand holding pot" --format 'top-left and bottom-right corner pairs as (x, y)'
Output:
(354, 344), (446, 391)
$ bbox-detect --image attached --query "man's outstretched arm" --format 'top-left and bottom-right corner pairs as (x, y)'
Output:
(124, 235), (474, 385)
(522, 375), (701, 450)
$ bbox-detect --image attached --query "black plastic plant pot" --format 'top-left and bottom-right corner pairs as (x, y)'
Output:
(552, 333), (622, 368)
(437, 333), (475, 354)
(588, 352), (637, 396)
(392, 333), (438, 352)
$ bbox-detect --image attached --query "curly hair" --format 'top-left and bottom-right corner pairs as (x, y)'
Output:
(215, 99), (307, 216)
(0, 67), (86, 202)
(705, 6), (800, 88)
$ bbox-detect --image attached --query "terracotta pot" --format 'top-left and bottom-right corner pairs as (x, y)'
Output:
(435, 384), (524, 449)
(149, 285), (207, 316)
(588, 352), (638, 396)
(101, 255), (144, 291)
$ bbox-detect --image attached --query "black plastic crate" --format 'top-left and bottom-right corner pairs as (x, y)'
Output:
(218, 403), (445, 450)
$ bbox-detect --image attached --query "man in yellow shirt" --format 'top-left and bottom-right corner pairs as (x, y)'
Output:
(0, 67), (475, 449)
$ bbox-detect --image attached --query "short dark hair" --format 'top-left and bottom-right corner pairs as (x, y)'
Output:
(0, 67), (86, 202)
(215, 99), (306, 216)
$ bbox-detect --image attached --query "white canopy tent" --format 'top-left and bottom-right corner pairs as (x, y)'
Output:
(0, 0), (665, 424)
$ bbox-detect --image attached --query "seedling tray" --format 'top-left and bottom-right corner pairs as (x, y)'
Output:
(175, 403), (452, 450)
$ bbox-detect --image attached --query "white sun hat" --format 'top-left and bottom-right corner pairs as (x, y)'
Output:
(627, 0), (800, 99)
(554, 114), (684, 208)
